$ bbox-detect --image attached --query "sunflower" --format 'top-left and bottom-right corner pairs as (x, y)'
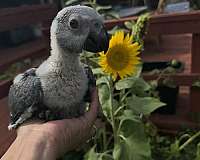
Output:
(99, 30), (141, 80)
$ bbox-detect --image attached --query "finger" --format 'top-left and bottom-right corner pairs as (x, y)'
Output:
(84, 87), (99, 125)
(84, 124), (97, 144)
(75, 125), (97, 151)
(84, 119), (105, 144)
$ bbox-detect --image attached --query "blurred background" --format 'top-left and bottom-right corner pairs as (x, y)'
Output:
(1, 0), (200, 159)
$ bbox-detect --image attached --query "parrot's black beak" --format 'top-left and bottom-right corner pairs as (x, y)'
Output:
(84, 25), (109, 53)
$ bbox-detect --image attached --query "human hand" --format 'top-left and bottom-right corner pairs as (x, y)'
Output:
(1, 88), (99, 160)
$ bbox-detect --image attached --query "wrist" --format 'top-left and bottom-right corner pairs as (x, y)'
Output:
(15, 131), (57, 160)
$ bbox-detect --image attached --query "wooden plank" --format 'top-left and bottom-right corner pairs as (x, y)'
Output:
(0, 38), (49, 72)
(0, 80), (12, 99)
(142, 52), (191, 74)
(143, 73), (200, 86)
(191, 34), (200, 73)
(0, 4), (57, 32)
(144, 34), (192, 55)
(0, 98), (16, 158)
(105, 11), (200, 34)
(190, 34), (200, 112)
(148, 20), (200, 35)
(150, 114), (200, 131)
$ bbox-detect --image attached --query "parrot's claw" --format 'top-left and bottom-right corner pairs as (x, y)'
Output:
(84, 66), (96, 87)
(8, 123), (17, 130)
(84, 65), (96, 103)
(8, 104), (36, 130)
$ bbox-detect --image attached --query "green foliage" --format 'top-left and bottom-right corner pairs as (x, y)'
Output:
(132, 13), (150, 46)
(78, 9), (199, 160)
(65, 0), (80, 6)
(79, 13), (167, 159)
(84, 147), (98, 160)
(193, 80), (200, 88)
(115, 77), (138, 90)
(191, 0), (200, 9)
(196, 142), (200, 160)
(127, 95), (165, 116)
(88, 68), (166, 160)
(81, 52), (165, 160)
(150, 130), (200, 160)
(124, 13), (150, 48)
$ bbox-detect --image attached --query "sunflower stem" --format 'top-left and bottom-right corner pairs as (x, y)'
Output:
(109, 76), (119, 146)
(120, 89), (132, 104)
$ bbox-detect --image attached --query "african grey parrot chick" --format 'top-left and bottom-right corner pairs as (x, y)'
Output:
(8, 5), (109, 130)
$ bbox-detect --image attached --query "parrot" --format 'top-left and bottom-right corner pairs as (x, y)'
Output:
(8, 5), (109, 130)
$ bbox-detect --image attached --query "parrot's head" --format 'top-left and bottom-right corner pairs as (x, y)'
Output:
(51, 5), (109, 54)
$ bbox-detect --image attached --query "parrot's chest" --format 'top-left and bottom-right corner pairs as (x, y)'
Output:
(38, 68), (88, 111)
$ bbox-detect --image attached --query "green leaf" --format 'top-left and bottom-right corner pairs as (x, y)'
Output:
(82, 51), (96, 58)
(127, 95), (166, 115)
(98, 151), (113, 160)
(98, 84), (111, 118)
(92, 68), (104, 75)
(134, 64), (143, 78)
(105, 11), (120, 19)
(196, 142), (200, 160)
(118, 111), (152, 160)
(118, 109), (140, 133)
(115, 76), (150, 95)
(113, 143), (122, 160)
(96, 76), (110, 86)
(108, 26), (121, 35)
(84, 146), (98, 160)
(115, 77), (137, 90)
(121, 134), (151, 160)
(96, 5), (112, 12)
(131, 78), (151, 96)
(65, 0), (79, 6)
(149, 80), (158, 89)
(119, 110), (140, 123)
(169, 139), (180, 158)
(193, 81), (200, 88)
(124, 21), (135, 30)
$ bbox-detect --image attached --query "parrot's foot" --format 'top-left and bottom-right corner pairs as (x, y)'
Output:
(84, 65), (96, 103)
(8, 124), (17, 130)
(38, 109), (56, 121)
(84, 65), (96, 87)
(8, 105), (35, 130)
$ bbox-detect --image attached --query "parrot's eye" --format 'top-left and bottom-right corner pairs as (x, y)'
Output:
(69, 19), (79, 29)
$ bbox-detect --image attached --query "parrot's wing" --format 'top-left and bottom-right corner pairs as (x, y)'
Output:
(8, 68), (43, 130)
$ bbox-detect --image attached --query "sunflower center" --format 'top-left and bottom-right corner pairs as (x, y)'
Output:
(107, 45), (129, 71)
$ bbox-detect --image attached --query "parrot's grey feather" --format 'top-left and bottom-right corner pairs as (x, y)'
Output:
(8, 68), (43, 130)
(8, 5), (109, 130)
(36, 54), (89, 119)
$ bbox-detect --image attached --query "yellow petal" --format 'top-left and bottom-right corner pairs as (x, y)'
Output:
(98, 30), (141, 80)
(124, 34), (133, 45)
(109, 30), (124, 48)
